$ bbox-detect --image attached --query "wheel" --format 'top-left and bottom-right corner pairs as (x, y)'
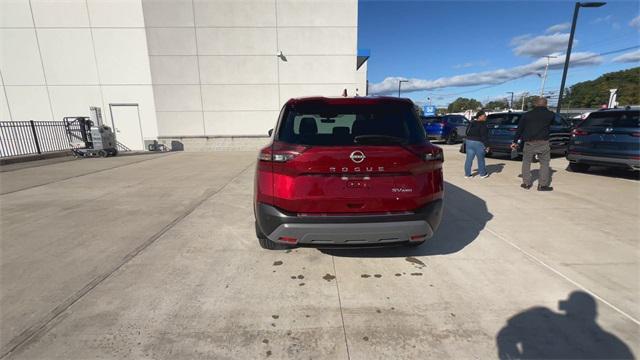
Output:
(256, 222), (292, 250)
(568, 162), (589, 172)
(446, 132), (458, 145)
(97, 149), (107, 157)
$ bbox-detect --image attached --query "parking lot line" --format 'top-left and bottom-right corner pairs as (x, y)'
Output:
(0, 153), (172, 196)
(484, 226), (640, 326)
(331, 256), (352, 360)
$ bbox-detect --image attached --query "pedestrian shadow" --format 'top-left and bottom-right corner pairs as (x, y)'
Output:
(484, 163), (505, 175)
(517, 168), (557, 184)
(497, 291), (635, 359)
(319, 181), (492, 258)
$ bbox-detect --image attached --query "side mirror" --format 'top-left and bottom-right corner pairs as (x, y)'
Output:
(268, 129), (273, 137)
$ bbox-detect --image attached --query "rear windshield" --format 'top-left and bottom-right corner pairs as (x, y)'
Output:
(581, 111), (640, 128)
(486, 114), (522, 126)
(277, 103), (426, 146)
(421, 116), (442, 124)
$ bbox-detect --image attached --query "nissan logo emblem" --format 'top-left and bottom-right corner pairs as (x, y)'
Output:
(350, 150), (366, 163)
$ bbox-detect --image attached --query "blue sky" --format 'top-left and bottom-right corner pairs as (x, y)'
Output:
(358, 0), (640, 107)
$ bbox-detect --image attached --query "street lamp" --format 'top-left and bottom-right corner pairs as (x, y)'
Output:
(507, 92), (514, 109)
(539, 55), (558, 96)
(398, 80), (409, 97)
(556, 1), (606, 115)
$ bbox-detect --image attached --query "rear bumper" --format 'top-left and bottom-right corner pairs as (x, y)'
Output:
(255, 199), (444, 246)
(567, 153), (640, 170)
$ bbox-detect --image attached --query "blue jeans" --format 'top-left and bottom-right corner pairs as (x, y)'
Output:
(465, 139), (487, 176)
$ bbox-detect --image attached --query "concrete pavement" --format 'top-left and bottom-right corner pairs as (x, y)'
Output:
(0, 146), (638, 359)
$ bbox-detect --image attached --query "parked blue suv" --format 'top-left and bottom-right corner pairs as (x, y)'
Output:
(485, 111), (572, 156)
(422, 115), (468, 144)
(567, 109), (640, 172)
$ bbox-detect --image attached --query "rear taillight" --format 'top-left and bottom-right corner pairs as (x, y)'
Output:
(424, 152), (444, 161)
(258, 142), (308, 162)
(408, 145), (444, 162)
(572, 128), (588, 137)
(631, 132), (640, 137)
(508, 128), (517, 132)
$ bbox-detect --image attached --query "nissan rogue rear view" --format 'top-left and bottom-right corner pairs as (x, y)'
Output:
(254, 96), (444, 249)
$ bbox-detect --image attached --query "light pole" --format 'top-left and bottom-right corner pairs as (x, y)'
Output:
(521, 92), (528, 111)
(398, 80), (408, 97)
(539, 55), (557, 96)
(556, 1), (606, 115)
(507, 92), (514, 109)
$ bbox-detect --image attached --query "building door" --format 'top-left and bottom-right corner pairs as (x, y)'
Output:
(109, 104), (143, 151)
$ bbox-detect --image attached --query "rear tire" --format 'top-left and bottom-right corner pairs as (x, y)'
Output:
(446, 132), (457, 145)
(256, 222), (292, 250)
(568, 162), (589, 172)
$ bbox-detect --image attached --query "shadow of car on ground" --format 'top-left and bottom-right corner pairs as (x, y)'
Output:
(320, 182), (492, 258)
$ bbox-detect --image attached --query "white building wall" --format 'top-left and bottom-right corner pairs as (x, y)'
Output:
(0, 0), (159, 145)
(1, 0), (367, 148)
(145, 0), (363, 138)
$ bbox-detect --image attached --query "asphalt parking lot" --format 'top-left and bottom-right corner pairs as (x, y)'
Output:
(1, 146), (638, 359)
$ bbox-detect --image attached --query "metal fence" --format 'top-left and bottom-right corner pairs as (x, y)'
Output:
(0, 120), (80, 158)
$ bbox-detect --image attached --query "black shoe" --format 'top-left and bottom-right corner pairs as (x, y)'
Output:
(538, 186), (554, 191)
(521, 183), (532, 189)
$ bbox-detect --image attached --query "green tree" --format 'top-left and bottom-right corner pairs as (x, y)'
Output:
(447, 97), (482, 113)
(562, 67), (640, 108)
(484, 99), (509, 111)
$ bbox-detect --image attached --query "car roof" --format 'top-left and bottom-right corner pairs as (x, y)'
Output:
(487, 111), (524, 116)
(285, 96), (414, 107)
(594, 108), (639, 113)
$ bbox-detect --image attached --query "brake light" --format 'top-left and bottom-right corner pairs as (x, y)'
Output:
(407, 145), (444, 162)
(631, 132), (640, 137)
(258, 142), (308, 162)
(508, 128), (517, 132)
(572, 129), (588, 137)
(424, 152), (444, 161)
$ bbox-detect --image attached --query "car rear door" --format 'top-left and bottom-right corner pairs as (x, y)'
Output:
(487, 113), (520, 149)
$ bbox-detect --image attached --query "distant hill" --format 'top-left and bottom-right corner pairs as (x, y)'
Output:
(563, 67), (639, 108)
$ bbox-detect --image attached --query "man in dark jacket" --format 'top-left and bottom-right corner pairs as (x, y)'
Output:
(511, 97), (554, 191)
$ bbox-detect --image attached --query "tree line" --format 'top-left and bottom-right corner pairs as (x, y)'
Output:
(443, 67), (639, 113)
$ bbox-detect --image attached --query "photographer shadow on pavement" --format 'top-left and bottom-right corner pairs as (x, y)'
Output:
(320, 181), (492, 258)
(497, 291), (634, 360)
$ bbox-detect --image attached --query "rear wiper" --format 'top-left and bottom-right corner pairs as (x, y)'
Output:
(354, 135), (408, 145)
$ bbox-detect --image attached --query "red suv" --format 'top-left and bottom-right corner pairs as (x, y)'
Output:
(254, 96), (444, 249)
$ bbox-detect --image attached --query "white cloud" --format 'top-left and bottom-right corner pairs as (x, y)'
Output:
(630, 15), (640, 29)
(453, 60), (489, 69)
(369, 52), (603, 95)
(611, 49), (640, 63)
(592, 15), (613, 24)
(511, 33), (573, 57)
(546, 23), (570, 33)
